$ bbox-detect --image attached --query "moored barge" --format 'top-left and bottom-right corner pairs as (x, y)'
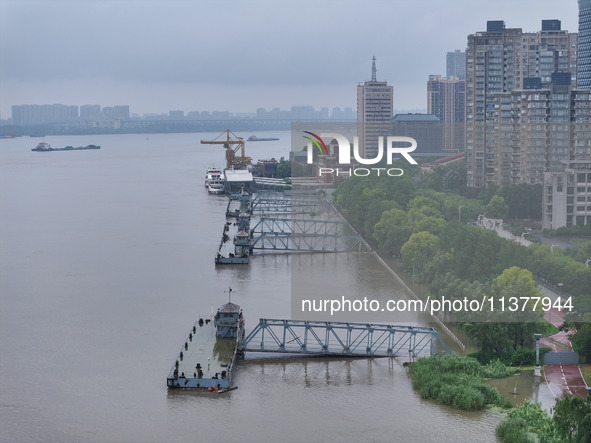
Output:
(167, 295), (244, 390)
(215, 190), (252, 264)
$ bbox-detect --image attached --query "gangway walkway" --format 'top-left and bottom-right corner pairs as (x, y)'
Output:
(250, 217), (372, 252)
(251, 194), (330, 215)
(248, 192), (371, 253)
(238, 319), (450, 358)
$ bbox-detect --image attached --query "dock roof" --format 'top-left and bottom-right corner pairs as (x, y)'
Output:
(225, 169), (253, 182)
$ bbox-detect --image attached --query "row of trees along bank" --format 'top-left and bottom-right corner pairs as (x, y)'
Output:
(332, 160), (591, 364)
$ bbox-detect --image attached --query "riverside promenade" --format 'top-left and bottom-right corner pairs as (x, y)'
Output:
(538, 294), (588, 399)
(476, 216), (588, 399)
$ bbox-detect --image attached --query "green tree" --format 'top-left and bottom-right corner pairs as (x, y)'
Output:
(355, 188), (398, 238)
(565, 296), (591, 323)
(553, 394), (591, 442)
(492, 267), (543, 349)
(401, 231), (440, 280)
(477, 184), (501, 205)
(413, 216), (447, 237)
(441, 161), (467, 193)
(276, 158), (291, 178)
(407, 195), (441, 213)
(373, 208), (412, 256)
(498, 183), (542, 220)
(333, 174), (414, 231)
(572, 241), (591, 264)
(485, 195), (509, 219)
(563, 316), (591, 363)
(461, 322), (509, 358)
(417, 162), (467, 194)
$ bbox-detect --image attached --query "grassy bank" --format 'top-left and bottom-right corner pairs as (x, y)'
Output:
(409, 354), (515, 411)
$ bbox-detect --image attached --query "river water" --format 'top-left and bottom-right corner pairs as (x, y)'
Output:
(1, 131), (545, 442)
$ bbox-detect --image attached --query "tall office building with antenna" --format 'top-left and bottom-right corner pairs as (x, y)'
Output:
(357, 57), (393, 158)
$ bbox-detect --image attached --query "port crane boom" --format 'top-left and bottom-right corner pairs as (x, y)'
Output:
(201, 129), (252, 170)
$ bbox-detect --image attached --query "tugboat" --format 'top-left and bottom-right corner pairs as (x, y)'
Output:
(166, 288), (244, 390)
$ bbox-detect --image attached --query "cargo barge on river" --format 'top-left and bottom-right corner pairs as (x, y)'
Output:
(167, 293), (244, 390)
(32, 141), (100, 151)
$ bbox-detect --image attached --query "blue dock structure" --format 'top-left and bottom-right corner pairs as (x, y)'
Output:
(215, 191), (371, 262)
(167, 299), (450, 390)
(167, 296), (245, 390)
(250, 193), (330, 216)
(249, 192), (370, 253)
(215, 190), (252, 264)
(238, 319), (450, 358)
(250, 218), (371, 253)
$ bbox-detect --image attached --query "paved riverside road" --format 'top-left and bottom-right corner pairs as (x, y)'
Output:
(539, 295), (588, 399)
(544, 364), (589, 398)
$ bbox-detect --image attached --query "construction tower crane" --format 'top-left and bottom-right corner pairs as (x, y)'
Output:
(200, 130), (252, 170)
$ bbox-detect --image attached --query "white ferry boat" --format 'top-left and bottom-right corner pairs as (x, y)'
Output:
(205, 167), (223, 188)
(208, 180), (225, 194)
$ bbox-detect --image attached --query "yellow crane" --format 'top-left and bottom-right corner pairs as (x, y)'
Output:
(200, 130), (252, 170)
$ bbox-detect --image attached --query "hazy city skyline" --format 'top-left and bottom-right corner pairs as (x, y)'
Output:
(0, 0), (579, 120)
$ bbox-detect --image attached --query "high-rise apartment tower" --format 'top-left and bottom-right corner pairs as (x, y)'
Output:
(579, 0), (591, 89)
(465, 20), (578, 187)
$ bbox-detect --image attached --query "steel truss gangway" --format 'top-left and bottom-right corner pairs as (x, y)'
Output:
(250, 217), (371, 252)
(238, 319), (450, 358)
(251, 194), (331, 215)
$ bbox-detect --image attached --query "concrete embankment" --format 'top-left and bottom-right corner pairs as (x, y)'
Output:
(372, 252), (466, 352)
(326, 197), (466, 352)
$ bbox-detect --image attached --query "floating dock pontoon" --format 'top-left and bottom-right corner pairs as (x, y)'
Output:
(167, 295), (244, 390)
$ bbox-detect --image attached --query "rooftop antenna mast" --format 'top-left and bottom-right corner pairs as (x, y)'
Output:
(225, 286), (234, 303)
(371, 55), (377, 82)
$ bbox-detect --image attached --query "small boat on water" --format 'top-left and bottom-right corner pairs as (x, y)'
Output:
(247, 135), (279, 142)
(32, 141), (100, 152)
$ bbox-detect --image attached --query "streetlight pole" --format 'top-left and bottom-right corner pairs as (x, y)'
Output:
(458, 205), (464, 223)
(412, 258), (415, 287)
(534, 333), (542, 376)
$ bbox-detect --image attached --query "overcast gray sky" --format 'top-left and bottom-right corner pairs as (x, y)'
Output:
(0, 0), (579, 118)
